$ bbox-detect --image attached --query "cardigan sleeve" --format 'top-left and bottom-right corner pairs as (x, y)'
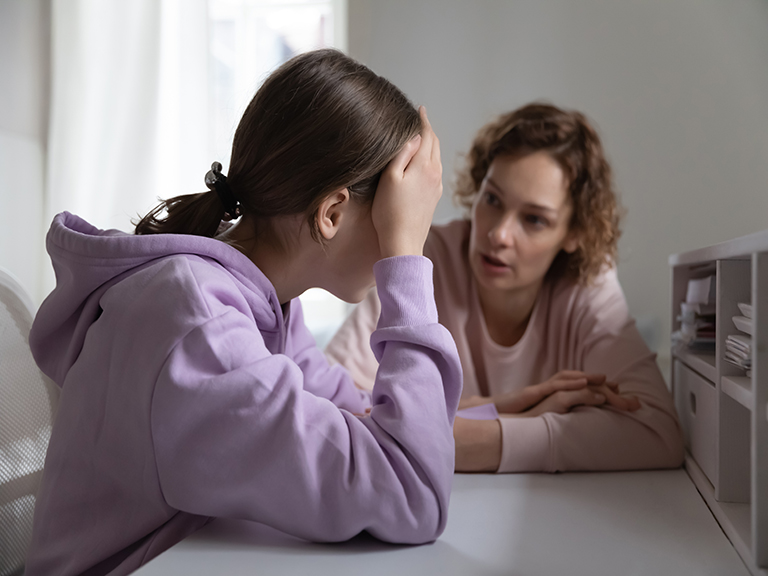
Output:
(150, 256), (462, 544)
(497, 270), (684, 473)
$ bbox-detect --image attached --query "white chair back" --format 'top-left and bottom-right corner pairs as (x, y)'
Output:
(0, 268), (59, 576)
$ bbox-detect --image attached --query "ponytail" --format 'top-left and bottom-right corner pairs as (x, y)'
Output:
(134, 191), (225, 237)
(135, 163), (240, 237)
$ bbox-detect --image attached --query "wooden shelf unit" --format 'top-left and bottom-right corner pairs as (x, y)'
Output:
(670, 229), (768, 576)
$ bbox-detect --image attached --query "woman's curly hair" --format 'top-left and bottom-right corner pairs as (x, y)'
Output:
(454, 103), (623, 285)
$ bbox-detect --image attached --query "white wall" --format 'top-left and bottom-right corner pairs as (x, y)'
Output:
(0, 0), (50, 304)
(349, 0), (768, 359)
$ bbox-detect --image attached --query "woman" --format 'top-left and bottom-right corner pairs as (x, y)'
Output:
(26, 49), (461, 576)
(326, 103), (684, 473)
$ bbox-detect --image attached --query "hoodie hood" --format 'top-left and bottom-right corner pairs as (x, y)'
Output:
(30, 212), (281, 386)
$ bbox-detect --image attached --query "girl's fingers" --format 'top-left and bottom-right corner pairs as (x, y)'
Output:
(432, 131), (441, 165)
(388, 134), (422, 176)
(413, 107), (437, 164)
(414, 108), (432, 156)
(422, 109), (441, 164)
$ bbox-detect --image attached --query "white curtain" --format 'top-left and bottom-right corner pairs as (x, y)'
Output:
(0, 0), (49, 306)
(45, 0), (210, 249)
(42, 0), (350, 343)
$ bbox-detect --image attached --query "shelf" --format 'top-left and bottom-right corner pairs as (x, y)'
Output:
(685, 456), (766, 575)
(722, 376), (753, 410)
(672, 233), (768, 575)
(673, 349), (717, 383)
(669, 229), (768, 266)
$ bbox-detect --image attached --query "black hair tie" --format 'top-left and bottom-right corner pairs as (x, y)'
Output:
(205, 162), (241, 221)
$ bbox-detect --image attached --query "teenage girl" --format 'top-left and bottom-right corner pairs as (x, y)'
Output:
(327, 103), (684, 473)
(26, 49), (461, 575)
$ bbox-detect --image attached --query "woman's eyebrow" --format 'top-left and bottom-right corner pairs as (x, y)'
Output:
(524, 202), (559, 215)
(486, 177), (561, 215)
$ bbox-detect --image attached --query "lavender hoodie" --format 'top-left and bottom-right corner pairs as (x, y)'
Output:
(26, 212), (462, 575)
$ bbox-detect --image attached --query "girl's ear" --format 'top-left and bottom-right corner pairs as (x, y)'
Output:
(316, 188), (350, 241)
(563, 229), (580, 254)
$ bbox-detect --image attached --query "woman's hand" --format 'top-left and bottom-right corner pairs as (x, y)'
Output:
(453, 417), (501, 472)
(371, 106), (442, 258)
(519, 371), (641, 417)
(459, 370), (640, 416)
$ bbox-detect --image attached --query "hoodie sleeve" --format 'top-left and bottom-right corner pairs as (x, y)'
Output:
(150, 256), (462, 544)
(496, 271), (684, 473)
(285, 299), (371, 414)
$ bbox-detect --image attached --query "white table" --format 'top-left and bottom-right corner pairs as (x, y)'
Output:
(135, 469), (748, 576)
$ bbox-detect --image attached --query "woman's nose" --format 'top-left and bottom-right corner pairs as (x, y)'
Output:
(488, 216), (515, 248)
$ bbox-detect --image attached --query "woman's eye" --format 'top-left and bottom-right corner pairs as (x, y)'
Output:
(524, 214), (548, 228)
(483, 192), (501, 207)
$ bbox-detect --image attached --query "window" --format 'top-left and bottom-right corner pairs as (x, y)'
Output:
(208, 0), (351, 347)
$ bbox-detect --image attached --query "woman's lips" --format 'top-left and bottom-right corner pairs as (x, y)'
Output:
(480, 253), (510, 275)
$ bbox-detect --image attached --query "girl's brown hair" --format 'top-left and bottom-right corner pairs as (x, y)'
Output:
(135, 49), (421, 240)
(455, 103), (622, 285)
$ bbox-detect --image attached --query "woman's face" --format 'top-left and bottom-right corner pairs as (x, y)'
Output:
(468, 151), (578, 298)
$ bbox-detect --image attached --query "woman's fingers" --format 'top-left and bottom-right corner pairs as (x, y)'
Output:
(550, 370), (605, 382)
(544, 371), (609, 394)
(552, 370), (587, 379)
(523, 389), (606, 416)
(564, 389), (607, 408)
(600, 386), (642, 411)
(543, 377), (588, 396)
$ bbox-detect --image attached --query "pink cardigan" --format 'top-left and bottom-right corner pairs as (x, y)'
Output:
(326, 220), (684, 473)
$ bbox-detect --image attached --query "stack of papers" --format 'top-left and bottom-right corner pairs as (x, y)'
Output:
(725, 303), (753, 375)
(732, 302), (753, 336)
(673, 275), (716, 351)
(724, 333), (752, 371)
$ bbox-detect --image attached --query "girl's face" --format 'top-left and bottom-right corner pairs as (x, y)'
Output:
(468, 151), (578, 298)
(321, 198), (382, 303)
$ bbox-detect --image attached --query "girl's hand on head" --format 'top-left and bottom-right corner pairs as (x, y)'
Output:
(372, 106), (443, 258)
